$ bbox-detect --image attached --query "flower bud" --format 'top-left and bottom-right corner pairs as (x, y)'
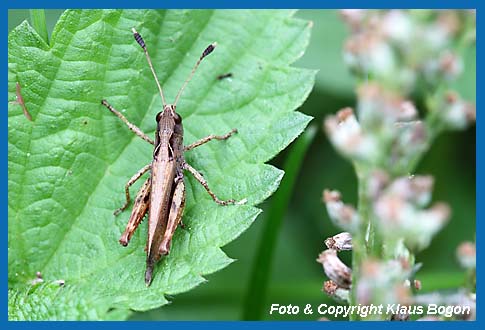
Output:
(367, 170), (390, 199)
(387, 175), (434, 207)
(356, 259), (412, 306)
(440, 91), (476, 130)
(439, 51), (463, 80)
(382, 10), (413, 45)
(340, 9), (366, 30)
(373, 175), (450, 251)
(456, 241), (476, 269)
(357, 84), (417, 128)
(344, 31), (397, 80)
(391, 121), (428, 169)
(324, 108), (379, 163)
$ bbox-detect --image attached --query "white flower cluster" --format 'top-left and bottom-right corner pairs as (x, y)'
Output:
(371, 173), (450, 251)
(340, 10), (475, 93)
(317, 10), (475, 320)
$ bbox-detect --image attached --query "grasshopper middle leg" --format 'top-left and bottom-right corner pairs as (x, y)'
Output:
(184, 128), (237, 151)
(114, 163), (152, 215)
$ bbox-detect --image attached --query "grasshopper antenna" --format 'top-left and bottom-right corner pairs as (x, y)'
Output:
(132, 28), (167, 106)
(173, 42), (217, 106)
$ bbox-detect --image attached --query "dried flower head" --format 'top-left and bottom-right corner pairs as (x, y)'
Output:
(317, 249), (352, 289)
(323, 280), (350, 304)
(323, 189), (360, 232)
(325, 232), (353, 251)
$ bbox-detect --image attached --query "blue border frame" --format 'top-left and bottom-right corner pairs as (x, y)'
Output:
(4, 1), (480, 328)
(3, 0), (481, 9)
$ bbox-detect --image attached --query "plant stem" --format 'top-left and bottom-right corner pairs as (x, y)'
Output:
(242, 125), (316, 320)
(349, 233), (363, 321)
(30, 10), (49, 44)
(349, 166), (372, 320)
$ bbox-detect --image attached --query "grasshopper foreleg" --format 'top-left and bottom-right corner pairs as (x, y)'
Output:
(183, 162), (246, 206)
(101, 99), (154, 145)
(119, 177), (151, 246)
(184, 128), (237, 151)
(115, 163), (151, 216)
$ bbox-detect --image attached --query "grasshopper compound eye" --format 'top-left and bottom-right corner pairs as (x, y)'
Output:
(174, 113), (182, 124)
(156, 112), (163, 122)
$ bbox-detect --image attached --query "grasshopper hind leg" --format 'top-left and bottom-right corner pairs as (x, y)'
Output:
(119, 177), (151, 246)
(158, 179), (186, 256)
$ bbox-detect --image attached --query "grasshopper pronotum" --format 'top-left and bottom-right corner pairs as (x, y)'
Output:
(101, 28), (245, 286)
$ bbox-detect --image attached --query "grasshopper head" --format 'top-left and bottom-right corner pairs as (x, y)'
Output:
(156, 104), (181, 124)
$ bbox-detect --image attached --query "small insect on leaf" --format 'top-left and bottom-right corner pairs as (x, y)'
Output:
(217, 72), (233, 80)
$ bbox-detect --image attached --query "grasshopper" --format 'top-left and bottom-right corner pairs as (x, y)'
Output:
(101, 28), (245, 286)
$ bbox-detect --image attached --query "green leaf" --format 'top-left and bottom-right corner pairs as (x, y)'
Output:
(8, 9), (315, 320)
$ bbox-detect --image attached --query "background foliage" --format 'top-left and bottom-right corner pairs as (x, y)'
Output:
(8, 9), (475, 320)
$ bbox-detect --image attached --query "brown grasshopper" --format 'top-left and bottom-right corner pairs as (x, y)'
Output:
(101, 28), (245, 286)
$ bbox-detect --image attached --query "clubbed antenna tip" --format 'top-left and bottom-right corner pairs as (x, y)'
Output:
(132, 28), (146, 49)
(201, 42), (217, 59)
(131, 27), (166, 105)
